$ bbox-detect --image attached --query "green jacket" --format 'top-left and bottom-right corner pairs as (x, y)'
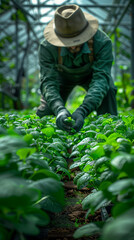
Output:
(38, 29), (114, 116)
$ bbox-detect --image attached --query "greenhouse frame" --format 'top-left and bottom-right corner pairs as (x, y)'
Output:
(0, 0), (134, 108)
(0, 1), (134, 240)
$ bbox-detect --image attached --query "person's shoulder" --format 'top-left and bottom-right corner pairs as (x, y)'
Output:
(39, 39), (58, 60)
(93, 29), (113, 57)
(40, 39), (58, 50)
(94, 28), (111, 43)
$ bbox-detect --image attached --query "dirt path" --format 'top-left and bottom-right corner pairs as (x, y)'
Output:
(45, 178), (101, 240)
(27, 163), (102, 240)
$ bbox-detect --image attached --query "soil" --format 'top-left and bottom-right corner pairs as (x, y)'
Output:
(46, 179), (101, 240)
(27, 162), (102, 240)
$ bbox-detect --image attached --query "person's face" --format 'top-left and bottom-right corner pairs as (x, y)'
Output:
(68, 44), (83, 54)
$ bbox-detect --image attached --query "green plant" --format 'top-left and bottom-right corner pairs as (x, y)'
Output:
(0, 110), (134, 240)
(0, 113), (66, 239)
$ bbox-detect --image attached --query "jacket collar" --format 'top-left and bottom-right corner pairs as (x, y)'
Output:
(60, 42), (91, 57)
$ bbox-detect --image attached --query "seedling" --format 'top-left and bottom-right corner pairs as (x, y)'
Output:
(64, 117), (75, 125)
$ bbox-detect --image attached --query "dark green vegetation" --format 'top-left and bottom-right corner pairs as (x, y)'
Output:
(0, 110), (134, 240)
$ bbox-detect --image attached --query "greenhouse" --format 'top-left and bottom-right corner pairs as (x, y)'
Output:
(0, 0), (134, 240)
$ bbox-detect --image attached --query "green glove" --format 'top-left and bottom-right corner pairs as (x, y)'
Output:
(56, 108), (72, 132)
(72, 110), (85, 132)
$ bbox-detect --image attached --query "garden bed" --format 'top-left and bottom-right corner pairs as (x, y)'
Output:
(0, 111), (134, 240)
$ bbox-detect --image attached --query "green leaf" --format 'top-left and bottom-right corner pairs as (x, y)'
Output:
(47, 141), (66, 151)
(115, 122), (127, 132)
(82, 191), (108, 212)
(54, 159), (68, 168)
(97, 133), (107, 141)
(9, 63), (15, 69)
(108, 179), (134, 195)
(73, 223), (101, 238)
(103, 144), (114, 157)
(64, 117), (75, 125)
(126, 130), (134, 140)
(28, 156), (49, 169)
(0, 174), (40, 209)
(57, 166), (71, 179)
(17, 147), (36, 160)
(77, 173), (91, 189)
(41, 127), (55, 137)
(30, 178), (65, 212)
(30, 131), (40, 139)
(83, 162), (92, 172)
(23, 134), (33, 143)
(102, 208), (134, 240)
(14, 214), (40, 235)
(73, 172), (85, 185)
(69, 161), (84, 170)
(0, 136), (26, 154)
(90, 145), (105, 159)
(100, 170), (116, 182)
(117, 138), (132, 153)
(106, 133), (123, 144)
(27, 208), (50, 226)
(111, 153), (134, 177)
(29, 169), (60, 181)
(70, 150), (80, 158)
(81, 154), (92, 162)
(0, 226), (8, 240)
(76, 137), (91, 151)
(112, 202), (134, 218)
(95, 156), (110, 170)
(86, 130), (97, 138)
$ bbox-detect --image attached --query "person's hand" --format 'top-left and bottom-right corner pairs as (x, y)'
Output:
(56, 108), (72, 132)
(72, 111), (84, 132)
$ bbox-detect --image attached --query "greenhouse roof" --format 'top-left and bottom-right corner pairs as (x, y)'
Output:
(0, 0), (133, 84)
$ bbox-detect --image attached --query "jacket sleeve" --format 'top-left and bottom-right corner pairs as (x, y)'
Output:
(39, 41), (65, 115)
(77, 30), (114, 117)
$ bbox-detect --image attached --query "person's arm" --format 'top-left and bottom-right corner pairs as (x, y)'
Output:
(39, 41), (72, 131)
(39, 41), (65, 115)
(72, 30), (113, 131)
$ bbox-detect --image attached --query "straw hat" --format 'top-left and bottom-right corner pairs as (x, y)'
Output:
(44, 4), (99, 47)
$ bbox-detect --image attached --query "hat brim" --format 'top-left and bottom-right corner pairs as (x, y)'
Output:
(44, 12), (99, 47)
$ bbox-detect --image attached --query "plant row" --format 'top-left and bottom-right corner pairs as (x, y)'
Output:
(0, 112), (71, 240)
(68, 112), (134, 240)
(0, 110), (134, 240)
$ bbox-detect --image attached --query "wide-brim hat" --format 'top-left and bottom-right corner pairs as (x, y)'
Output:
(44, 4), (99, 47)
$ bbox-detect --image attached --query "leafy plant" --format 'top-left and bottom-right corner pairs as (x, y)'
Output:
(0, 110), (134, 240)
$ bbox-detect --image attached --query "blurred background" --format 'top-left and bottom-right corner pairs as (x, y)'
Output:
(0, 0), (134, 112)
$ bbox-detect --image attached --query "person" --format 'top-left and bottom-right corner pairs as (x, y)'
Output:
(36, 4), (117, 133)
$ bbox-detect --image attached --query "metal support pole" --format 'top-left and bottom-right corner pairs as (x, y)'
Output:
(15, 7), (19, 83)
(114, 31), (117, 81)
(11, 0), (36, 20)
(131, 1), (134, 80)
(11, 0), (39, 44)
(25, 27), (30, 108)
(110, 0), (132, 36)
(21, 4), (126, 8)
(25, 54), (29, 108)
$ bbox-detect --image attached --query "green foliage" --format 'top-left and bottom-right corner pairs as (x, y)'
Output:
(102, 208), (134, 240)
(73, 223), (102, 238)
(71, 112), (134, 240)
(82, 191), (108, 215)
(41, 126), (55, 137)
(0, 110), (134, 240)
(115, 72), (134, 110)
(0, 0), (11, 14)
(11, 10), (27, 22)
(0, 113), (66, 239)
